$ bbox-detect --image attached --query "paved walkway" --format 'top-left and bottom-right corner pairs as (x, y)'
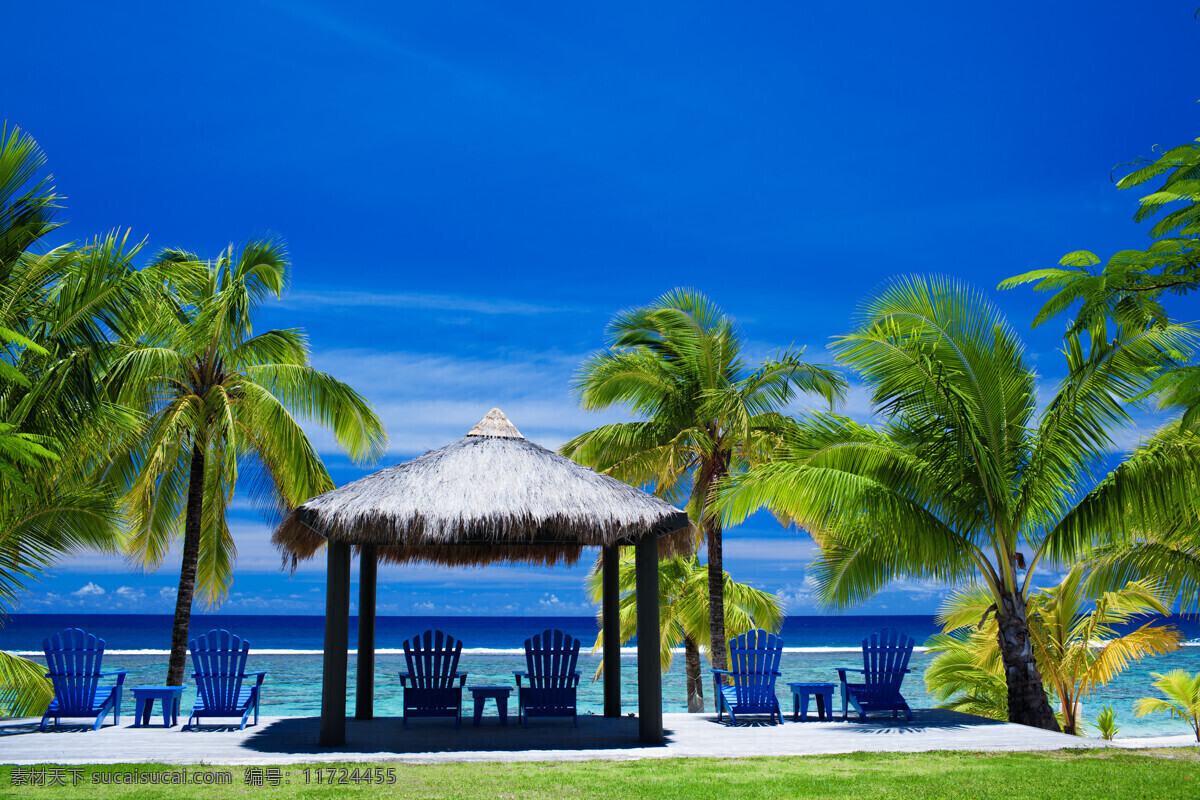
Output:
(3, 711), (1195, 765)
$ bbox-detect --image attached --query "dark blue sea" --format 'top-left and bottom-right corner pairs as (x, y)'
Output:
(6, 613), (1199, 738)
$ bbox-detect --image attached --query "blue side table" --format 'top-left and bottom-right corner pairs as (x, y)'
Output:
(131, 686), (184, 728)
(470, 686), (512, 726)
(788, 682), (835, 722)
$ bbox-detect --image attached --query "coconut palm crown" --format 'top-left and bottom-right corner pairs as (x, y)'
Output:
(108, 239), (388, 684)
(561, 289), (845, 688)
(719, 275), (1199, 731)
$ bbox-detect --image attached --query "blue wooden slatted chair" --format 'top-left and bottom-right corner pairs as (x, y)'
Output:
(515, 629), (580, 726)
(186, 629), (266, 730)
(711, 629), (783, 725)
(40, 628), (127, 731)
(398, 630), (467, 728)
(837, 627), (915, 722)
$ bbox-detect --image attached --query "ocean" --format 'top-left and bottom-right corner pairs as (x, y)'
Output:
(5, 613), (1199, 738)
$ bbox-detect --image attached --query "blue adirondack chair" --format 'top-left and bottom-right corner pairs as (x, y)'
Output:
(515, 629), (580, 726)
(40, 628), (127, 731)
(711, 629), (783, 724)
(186, 629), (266, 729)
(837, 627), (915, 722)
(399, 629), (467, 728)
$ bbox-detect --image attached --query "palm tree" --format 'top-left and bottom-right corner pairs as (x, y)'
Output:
(562, 289), (845, 688)
(585, 552), (783, 712)
(0, 123), (153, 713)
(1002, 135), (1200, 429)
(719, 276), (1198, 730)
(926, 568), (1181, 735)
(108, 240), (388, 685)
(1135, 670), (1200, 742)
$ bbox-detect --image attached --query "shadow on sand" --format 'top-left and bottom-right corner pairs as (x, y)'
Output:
(705, 708), (996, 736)
(235, 715), (671, 756)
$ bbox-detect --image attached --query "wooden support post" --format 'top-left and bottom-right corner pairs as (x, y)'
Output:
(602, 544), (621, 717)
(355, 544), (377, 720)
(635, 535), (663, 743)
(319, 541), (351, 747)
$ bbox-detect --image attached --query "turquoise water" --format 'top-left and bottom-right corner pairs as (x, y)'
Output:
(8, 614), (1200, 739)
(21, 649), (1200, 739)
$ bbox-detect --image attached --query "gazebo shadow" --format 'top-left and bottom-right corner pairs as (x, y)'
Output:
(239, 715), (671, 756)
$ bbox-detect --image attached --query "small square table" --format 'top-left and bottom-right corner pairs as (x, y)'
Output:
(470, 686), (513, 727)
(788, 682), (835, 722)
(131, 686), (184, 728)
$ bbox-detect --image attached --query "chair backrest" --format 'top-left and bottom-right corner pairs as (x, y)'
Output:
(43, 628), (105, 714)
(190, 629), (251, 712)
(860, 627), (914, 694)
(402, 630), (463, 690)
(727, 628), (783, 707)
(524, 629), (580, 690)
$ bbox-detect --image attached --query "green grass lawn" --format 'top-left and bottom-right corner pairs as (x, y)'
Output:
(1, 750), (1198, 800)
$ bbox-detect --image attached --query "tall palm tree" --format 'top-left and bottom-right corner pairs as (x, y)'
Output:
(0, 123), (152, 713)
(108, 240), (388, 684)
(585, 552), (783, 712)
(926, 568), (1180, 735)
(719, 276), (1198, 730)
(562, 289), (845, 688)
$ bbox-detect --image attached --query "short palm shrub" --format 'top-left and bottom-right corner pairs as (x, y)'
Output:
(1094, 705), (1119, 740)
(1134, 670), (1200, 741)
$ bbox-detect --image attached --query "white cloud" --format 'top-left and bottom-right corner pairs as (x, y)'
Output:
(115, 586), (145, 601)
(723, 536), (816, 563)
(281, 289), (580, 316)
(298, 348), (633, 457)
(71, 582), (106, 597)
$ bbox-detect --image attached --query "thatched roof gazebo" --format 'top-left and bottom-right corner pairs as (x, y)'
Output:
(274, 409), (690, 746)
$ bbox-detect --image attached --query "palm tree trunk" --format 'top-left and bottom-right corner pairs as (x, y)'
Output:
(706, 514), (726, 677)
(705, 457), (729, 694)
(996, 590), (1059, 731)
(684, 636), (704, 712)
(166, 443), (205, 686)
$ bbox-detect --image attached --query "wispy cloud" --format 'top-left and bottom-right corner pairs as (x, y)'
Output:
(303, 348), (630, 455)
(281, 289), (583, 316)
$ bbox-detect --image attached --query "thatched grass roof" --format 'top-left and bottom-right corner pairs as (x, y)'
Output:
(273, 409), (691, 567)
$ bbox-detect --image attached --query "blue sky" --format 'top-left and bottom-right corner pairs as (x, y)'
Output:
(5, 1), (1197, 617)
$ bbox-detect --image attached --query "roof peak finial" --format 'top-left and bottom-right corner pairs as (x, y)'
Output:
(466, 408), (523, 439)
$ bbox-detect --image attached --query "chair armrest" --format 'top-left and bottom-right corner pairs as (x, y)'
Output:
(711, 669), (735, 677)
(102, 671), (129, 691)
(243, 671), (267, 688)
(456, 672), (468, 687)
(398, 672), (411, 688)
(514, 671), (528, 688)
